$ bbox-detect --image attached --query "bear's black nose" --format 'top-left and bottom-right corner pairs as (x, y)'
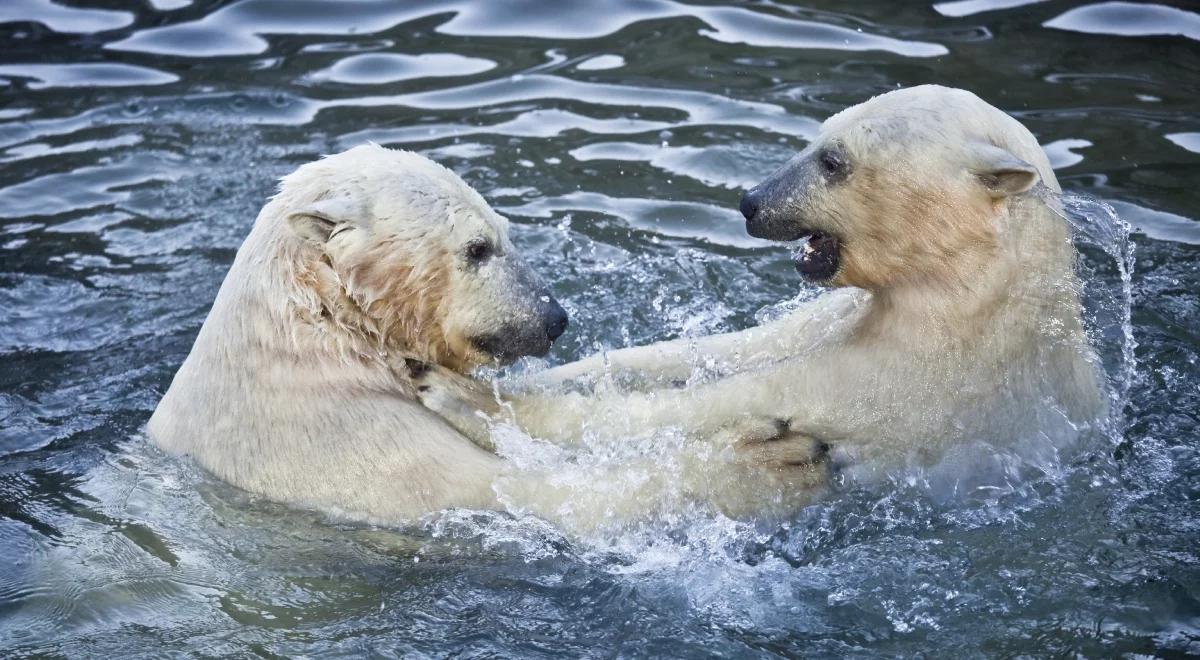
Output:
(739, 187), (761, 222)
(543, 298), (569, 342)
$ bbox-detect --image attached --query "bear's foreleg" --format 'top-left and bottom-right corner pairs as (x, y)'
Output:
(406, 360), (506, 452)
(416, 359), (838, 477)
(526, 324), (788, 392)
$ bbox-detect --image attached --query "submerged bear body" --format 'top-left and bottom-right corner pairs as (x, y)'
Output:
(149, 145), (798, 529)
(423, 85), (1108, 494)
(156, 86), (1110, 530)
(149, 146), (569, 521)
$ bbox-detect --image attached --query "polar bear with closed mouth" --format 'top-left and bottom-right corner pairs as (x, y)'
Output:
(419, 85), (1109, 493)
(149, 145), (572, 521)
(149, 144), (806, 527)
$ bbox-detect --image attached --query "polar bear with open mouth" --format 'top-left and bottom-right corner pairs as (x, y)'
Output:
(418, 85), (1108, 499)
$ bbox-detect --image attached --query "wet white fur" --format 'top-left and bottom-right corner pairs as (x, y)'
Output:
(149, 146), (798, 528)
(149, 146), (515, 521)
(487, 86), (1107, 485)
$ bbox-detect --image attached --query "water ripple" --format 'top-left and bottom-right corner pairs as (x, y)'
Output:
(500, 192), (769, 248)
(576, 55), (626, 72)
(105, 0), (947, 58)
(1046, 2), (1200, 41)
(324, 75), (821, 137)
(570, 140), (795, 190)
(1107, 200), (1200, 245)
(304, 53), (496, 86)
(0, 153), (186, 219)
(337, 109), (669, 147)
(1167, 132), (1200, 155)
(1, 135), (144, 164)
(0, 0), (133, 33)
(0, 64), (178, 90)
(1042, 138), (1093, 170)
(0, 75), (816, 157)
(933, 0), (1048, 18)
(0, 0), (1196, 656)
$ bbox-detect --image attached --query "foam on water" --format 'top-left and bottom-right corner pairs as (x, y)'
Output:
(430, 193), (1143, 630)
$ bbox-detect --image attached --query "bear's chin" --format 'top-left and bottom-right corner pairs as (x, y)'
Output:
(468, 335), (552, 367)
(791, 232), (841, 283)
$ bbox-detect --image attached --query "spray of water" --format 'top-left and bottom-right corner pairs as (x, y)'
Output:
(420, 191), (1139, 633)
(1040, 190), (1138, 433)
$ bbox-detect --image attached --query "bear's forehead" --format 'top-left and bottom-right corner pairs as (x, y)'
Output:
(820, 86), (998, 145)
(825, 105), (974, 143)
(373, 179), (498, 223)
(376, 175), (506, 236)
(295, 144), (509, 233)
(329, 144), (479, 198)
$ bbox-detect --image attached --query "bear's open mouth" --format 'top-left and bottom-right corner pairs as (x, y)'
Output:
(790, 231), (840, 282)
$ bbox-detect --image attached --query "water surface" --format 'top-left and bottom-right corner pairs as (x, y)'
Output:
(1, 1), (1198, 657)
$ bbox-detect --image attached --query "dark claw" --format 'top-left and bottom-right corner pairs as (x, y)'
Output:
(405, 358), (430, 378)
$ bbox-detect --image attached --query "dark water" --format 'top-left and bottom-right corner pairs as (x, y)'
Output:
(1, 0), (1198, 657)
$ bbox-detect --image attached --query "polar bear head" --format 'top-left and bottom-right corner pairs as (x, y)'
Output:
(739, 85), (1061, 292)
(278, 144), (567, 372)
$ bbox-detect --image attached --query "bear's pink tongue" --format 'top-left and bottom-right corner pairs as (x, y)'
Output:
(791, 232), (840, 282)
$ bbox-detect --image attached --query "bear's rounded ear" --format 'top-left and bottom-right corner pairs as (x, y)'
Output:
(967, 142), (1040, 199)
(287, 196), (358, 245)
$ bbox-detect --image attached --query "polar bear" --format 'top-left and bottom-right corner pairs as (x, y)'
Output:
(418, 85), (1108, 493)
(149, 145), (803, 527)
(147, 145), (575, 521)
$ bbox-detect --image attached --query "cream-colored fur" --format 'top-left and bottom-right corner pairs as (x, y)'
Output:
(148, 146), (546, 521)
(149, 145), (805, 528)
(419, 86), (1107, 493)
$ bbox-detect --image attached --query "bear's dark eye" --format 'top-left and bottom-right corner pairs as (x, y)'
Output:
(818, 147), (848, 179)
(464, 238), (492, 263)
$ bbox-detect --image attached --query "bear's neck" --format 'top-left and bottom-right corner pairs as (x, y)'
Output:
(198, 207), (417, 394)
(854, 196), (1083, 349)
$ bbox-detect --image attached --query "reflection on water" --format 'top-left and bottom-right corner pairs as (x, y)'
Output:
(1046, 1), (1200, 39)
(104, 0), (950, 57)
(0, 0), (1198, 656)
